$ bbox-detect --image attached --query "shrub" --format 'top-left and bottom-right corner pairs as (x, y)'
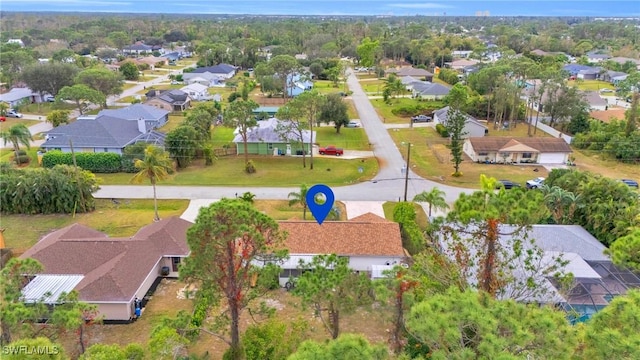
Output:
(436, 123), (449, 137)
(16, 150), (27, 156)
(14, 155), (30, 164)
(245, 160), (256, 174)
(42, 150), (122, 173)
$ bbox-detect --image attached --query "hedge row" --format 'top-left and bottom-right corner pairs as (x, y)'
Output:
(42, 151), (123, 173)
(436, 124), (449, 138)
(393, 202), (425, 255)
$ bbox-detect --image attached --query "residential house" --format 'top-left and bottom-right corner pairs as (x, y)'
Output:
(586, 51), (611, 63)
(182, 64), (237, 87)
(286, 73), (313, 97)
(145, 89), (191, 112)
(602, 70), (629, 85)
(433, 106), (488, 138)
(120, 56), (168, 70)
(582, 91), (608, 111)
(412, 82), (451, 100)
(400, 76), (420, 91)
(0, 87), (44, 107)
(577, 68), (601, 80)
(274, 213), (406, 286)
(463, 137), (572, 164)
(452, 50), (473, 58)
(232, 117), (315, 156)
(41, 104), (169, 154)
(20, 217), (192, 322)
(180, 83), (211, 101)
(590, 108), (626, 123)
(393, 67), (434, 82)
(562, 64), (599, 78)
(445, 59), (480, 71)
(163, 52), (182, 62)
(438, 223), (640, 314)
(253, 106), (280, 118)
(123, 42), (154, 55)
(608, 57), (640, 70)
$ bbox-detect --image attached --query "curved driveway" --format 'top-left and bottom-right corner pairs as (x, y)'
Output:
(95, 68), (470, 202)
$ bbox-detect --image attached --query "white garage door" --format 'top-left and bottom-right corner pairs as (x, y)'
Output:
(538, 153), (567, 164)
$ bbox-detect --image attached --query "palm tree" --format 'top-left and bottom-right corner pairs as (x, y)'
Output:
(1, 123), (33, 165)
(130, 145), (173, 221)
(288, 184), (309, 220)
(413, 187), (449, 217)
(0, 102), (8, 116)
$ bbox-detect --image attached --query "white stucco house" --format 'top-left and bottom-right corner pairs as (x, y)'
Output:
(463, 137), (573, 165)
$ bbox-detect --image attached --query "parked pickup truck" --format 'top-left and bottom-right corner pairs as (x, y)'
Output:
(411, 115), (432, 123)
(319, 145), (344, 156)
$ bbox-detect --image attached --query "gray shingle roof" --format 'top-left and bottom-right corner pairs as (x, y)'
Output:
(191, 63), (236, 74)
(43, 116), (145, 148)
(99, 104), (168, 121)
(434, 106), (487, 129)
(413, 82), (451, 96)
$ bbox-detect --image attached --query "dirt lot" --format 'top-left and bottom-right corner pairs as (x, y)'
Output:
(73, 279), (391, 359)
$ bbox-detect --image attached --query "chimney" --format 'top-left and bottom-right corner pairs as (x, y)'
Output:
(137, 118), (147, 133)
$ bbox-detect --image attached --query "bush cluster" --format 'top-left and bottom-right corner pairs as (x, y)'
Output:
(42, 150), (123, 173)
(393, 202), (425, 255)
(436, 123), (449, 137)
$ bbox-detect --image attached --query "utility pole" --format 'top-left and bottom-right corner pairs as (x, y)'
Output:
(403, 143), (411, 202)
(69, 139), (86, 215)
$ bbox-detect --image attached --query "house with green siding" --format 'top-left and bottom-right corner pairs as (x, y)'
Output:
(233, 117), (316, 156)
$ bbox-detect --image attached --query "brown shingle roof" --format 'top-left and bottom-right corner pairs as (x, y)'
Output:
(590, 108), (626, 123)
(278, 213), (404, 257)
(468, 137), (572, 153)
(21, 217), (192, 302)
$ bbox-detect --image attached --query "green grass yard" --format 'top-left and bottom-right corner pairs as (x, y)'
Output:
(97, 156), (378, 187)
(370, 97), (444, 124)
(315, 126), (370, 150)
(568, 80), (615, 92)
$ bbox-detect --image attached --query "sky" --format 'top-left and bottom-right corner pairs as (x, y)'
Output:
(1, 0), (639, 17)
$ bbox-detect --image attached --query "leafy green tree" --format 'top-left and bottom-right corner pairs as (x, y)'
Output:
(223, 99), (259, 169)
(383, 73), (404, 99)
(49, 291), (100, 356)
(20, 62), (78, 97)
(0, 258), (45, 345)
(576, 290), (640, 359)
(546, 169), (639, 246)
(1, 123), (33, 165)
(319, 93), (350, 133)
(269, 55), (300, 99)
(0, 102), (8, 116)
(293, 254), (373, 339)
(3, 337), (67, 360)
(243, 319), (308, 360)
(437, 67), (460, 85)
(147, 325), (189, 360)
(46, 110), (70, 127)
(130, 145), (172, 221)
(356, 37), (380, 69)
(393, 202), (425, 255)
(165, 125), (198, 169)
(413, 187), (449, 217)
(79, 344), (126, 360)
(287, 184), (309, 219)
(276, 99), (310, 168)
(52, 49), (77, 63)
(180, 199), (287, 360)
(56, 84), (105, 115)
(75, 67), (124, 106)
(288, 333), (388, 360)
(608, 229), (640, 271)
(406, 288), (577, 359)
(443, 175), (567, 300)
(444, 83), (469, 176)
(540, 185), (582, 224)
(184, 107), (213, 144)
(108, 31), (130, 51)
(119, 61), (139, 81)
(0, 48), (37, 86)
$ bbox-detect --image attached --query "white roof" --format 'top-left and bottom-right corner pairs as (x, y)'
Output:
(0, 87), (35, 102)
(21, 275), (84, 303)
(181, 83), (208, 93)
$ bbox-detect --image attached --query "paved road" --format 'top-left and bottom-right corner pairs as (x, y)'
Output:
(96, 68), (471, 203)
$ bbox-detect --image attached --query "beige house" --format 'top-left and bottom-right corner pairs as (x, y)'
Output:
(20, 217), (192, 322)
(463, 137), (572, 165)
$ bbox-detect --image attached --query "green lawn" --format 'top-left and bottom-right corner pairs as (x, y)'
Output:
(568, 80), (616, 91)
(388, 127), (549, 189)
(359, 79), (386, 95)
(118, 95), (145, 104)
(18, 102), (76, 116)
(314, 80), (347, 95)
(371, 98), (444, 124)
(97, 156), (378, 186)
(0, 199), (189, 252)
(211, 126), (234, 147)
(122, 82), (138, 91)
(315, 126), (370, 150)
(158, 114), (186, 133)
(0, 118), (39, 131)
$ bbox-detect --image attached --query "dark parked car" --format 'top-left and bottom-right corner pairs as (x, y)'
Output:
(496, 180), (521, 189)
(411, 115), (432, 123)
(621, 179), (639, 188)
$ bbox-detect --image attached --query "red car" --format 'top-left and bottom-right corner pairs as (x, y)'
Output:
(319, 145), (344, 156)
(0, 116), (6, 122)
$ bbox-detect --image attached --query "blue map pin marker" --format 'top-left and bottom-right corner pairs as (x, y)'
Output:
(306, 184), (335, 225)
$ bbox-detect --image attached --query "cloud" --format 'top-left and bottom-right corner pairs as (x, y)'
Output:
(388, 2), (452, 9)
